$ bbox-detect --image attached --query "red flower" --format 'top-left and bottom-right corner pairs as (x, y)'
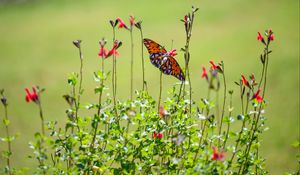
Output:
(158, 133), (163, 139)
(152, 131), (163, 139)
(25, 87), (39, 103)
(107, 40), (120, 58)
(98, 47), (107, 58)
(209, 60), (217, 71)
(159, 105), (167, 118)
(152, 131), (157, 139)
(254, 88), (263, 103)
(257, 32), (266, 44)
(117, 17), (128, 29)
(129, 15), (135, 27)
(166, 49), (177, 57)
(268, 29), (274, 41)
(241, 75), (250, 87)
(201, 66), (208, 79)
(211, 146), (224, 161)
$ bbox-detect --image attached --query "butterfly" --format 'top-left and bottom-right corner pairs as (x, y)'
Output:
(143, 38), (185, 81)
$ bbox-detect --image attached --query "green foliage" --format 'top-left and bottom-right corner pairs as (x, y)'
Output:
(1, 5), (296, 175)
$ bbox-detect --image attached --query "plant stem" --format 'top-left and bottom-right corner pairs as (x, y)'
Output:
(112, 28), (117, 111)
(2, 102), (12, 174)
(240, 46), (270, 174)
(74, 46), (83, 133)
(91, 47), (105, 149)
(158, 71), (163, 114)
(38, 102), (45, 136)
(139, 28), (145, 91)
(130, 29), (134, 100)
(218, 67), (227, 146)
(222, 92), (233, 149)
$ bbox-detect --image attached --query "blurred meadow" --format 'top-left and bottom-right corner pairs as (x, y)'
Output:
(0, 0), (299, 174)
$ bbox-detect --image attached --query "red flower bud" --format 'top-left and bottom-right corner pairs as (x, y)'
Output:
(201, 66), (208, 79)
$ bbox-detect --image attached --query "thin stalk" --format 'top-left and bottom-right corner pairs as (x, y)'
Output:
(130, 29), (134, 100)
(222, 92), (233, 149)
(38, 102), (45, 136)
(139, 28), (145, 91)
(91, 48), (105, 149)
(240, 47), (270, 174)
(158, 71), (163, 114)
(2, 103), (12, 174)
(193, 88), (211, 164)
(112, 28), (117, 112)
(228, 87), (250, 169)
(74, 46), (83, 132)
(37, 100), (46, 175)
(218, 69), (227, 146)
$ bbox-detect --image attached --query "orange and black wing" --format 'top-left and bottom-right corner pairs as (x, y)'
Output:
(143, 38), (167, 68)
(159, 56), (185, 81)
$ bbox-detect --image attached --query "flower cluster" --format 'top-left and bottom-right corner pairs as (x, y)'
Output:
(257, 29), (274, 45)
(98, 39), (122, 59)
(152, 131), (163, 139)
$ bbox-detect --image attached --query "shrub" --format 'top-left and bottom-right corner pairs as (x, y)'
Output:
(1, 6), (277, 175)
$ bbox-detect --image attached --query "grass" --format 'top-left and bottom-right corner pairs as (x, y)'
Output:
(0, 0), (299, 174)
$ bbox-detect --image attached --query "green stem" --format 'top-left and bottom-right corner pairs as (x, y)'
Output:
(130, 29), (134, 100)
(222, 92), (233, 149)
(158, 71), (163, 114)
(38, 102), (45, 136)
(240, 46), (270, 174)
(2, 103), (12, 174)
(139, 28), (145, 91)
(218, 68), (227, 146)
(91, 47), (105, 149)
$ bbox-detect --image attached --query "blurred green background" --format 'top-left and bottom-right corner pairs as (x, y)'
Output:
(0, 0), (299, 174)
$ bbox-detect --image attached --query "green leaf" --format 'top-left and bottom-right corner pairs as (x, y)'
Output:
(95, 85), (104, 94)
(291, 140), (300, 148)
(67, 73), (78, 85)
(3, 119), (10, 126)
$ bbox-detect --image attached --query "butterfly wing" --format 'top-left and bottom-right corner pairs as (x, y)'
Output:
(143, 38), (167, 68)
(159, 56), (185, 81)
(143, 38), (185, 81)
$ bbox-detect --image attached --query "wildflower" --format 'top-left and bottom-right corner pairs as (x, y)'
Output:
(159, 105), (167, 118)
(116, 17), (128, 29)
(253, 88), (263, 103)
(152, 131), (163, 139)
(209, 60), (217, 71)
(268, 29), (274, 41)
(201, 66), (208, 79)
(158, 133), (163, 139)
(25, 87), (39, 103)
(98, 47), (107, 58)
(166, 49), (177, 57)
(129, 15), (135, 27)
(241, 74), (250, 87)
(211, 146), (224, 161)
(107, 40), (121, 58)
(257, 32), (266, 45)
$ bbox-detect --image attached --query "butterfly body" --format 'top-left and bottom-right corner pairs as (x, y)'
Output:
(143, 38), (185, 81)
